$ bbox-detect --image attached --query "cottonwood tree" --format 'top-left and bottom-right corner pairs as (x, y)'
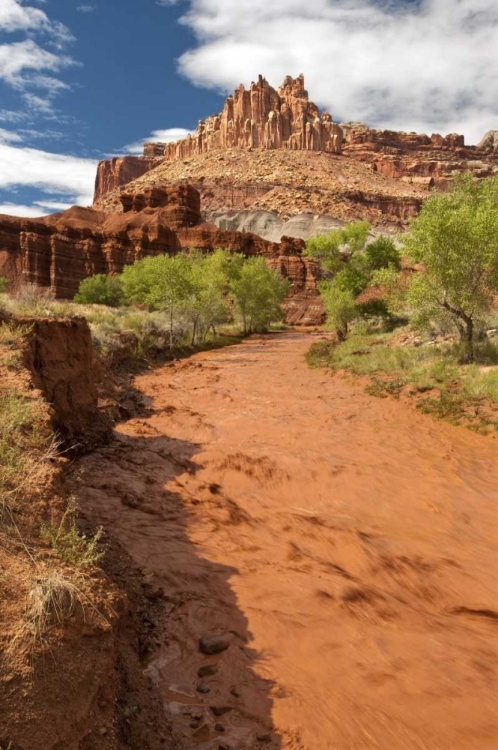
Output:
(185, 249), (238, 344)
(383, 175), (498, 362)
(230, 257), (290, 334)
(121, 254), (196, 347)
(319, 284), (357, 341)
(305, 222), (400, 340)
(74, 274), (123, 306)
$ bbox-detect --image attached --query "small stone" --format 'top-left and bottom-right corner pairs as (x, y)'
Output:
(198, 664), (218, 677)
(98, 727), (108, 736)
(215, 723), (226, 732)
(211, 706), (233, 717)
(199, 634), (232, 655)
(230, 688), (240, 698)
(218, 745), (231, 750)
(190, 718), (201, 729)
(196, 682), (211, 694)
(257, 733), (272, 743)
(192, 724), (210, 742)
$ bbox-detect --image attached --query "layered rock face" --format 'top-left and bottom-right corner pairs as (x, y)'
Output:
(0, 185), (324, 325)
(94, 155), (162, 204)
(144, 74), (343, 162)
(342, 126), (498, 187)
(92, 74), (498, 230)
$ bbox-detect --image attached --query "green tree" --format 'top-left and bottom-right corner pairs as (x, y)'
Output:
(401, 174), (498, 362)
(185, 249), (233, 344)
(304, 221), (371, 275)
(319, 283), (357, 341)
(74, 274), (123, 306)
(121, 254), (196, 347)
(230, 257), (290, 334)
(0, 277), (9, 294)
(306, 223), (400, 338)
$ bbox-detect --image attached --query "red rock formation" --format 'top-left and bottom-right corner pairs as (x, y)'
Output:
(0, 185), (324, 325)
(120, 183), (201, 227)
(94, 155), (162, 204)
(145, 75), (343, 163)
(342, 126), (498, 187)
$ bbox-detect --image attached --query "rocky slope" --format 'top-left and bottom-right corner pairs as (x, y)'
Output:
(95, 148), (425, 229)
(0, 184), (324, 325)
(93, 74), (498, 235)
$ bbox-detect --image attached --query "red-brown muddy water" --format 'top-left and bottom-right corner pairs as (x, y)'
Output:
(79, 331), (498, 749)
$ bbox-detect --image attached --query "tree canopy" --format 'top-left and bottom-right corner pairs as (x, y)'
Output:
(305, 222), (401, 339)
(75, 249), (290, 345)
(379, 174), (498, 361)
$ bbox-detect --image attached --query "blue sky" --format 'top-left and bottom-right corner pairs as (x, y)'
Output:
(1, 0), (497, 217)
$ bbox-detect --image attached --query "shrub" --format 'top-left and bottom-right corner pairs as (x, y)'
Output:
(41, 504), (104, 569)
(74, 274), (123, 307)
(24, 571), (80, 639)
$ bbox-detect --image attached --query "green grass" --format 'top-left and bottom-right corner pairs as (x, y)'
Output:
(0, 391), (48, 509)
(308, 325), (498, 433)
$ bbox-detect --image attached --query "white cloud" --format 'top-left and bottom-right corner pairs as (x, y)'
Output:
(0, 202), (50, 218)
(34, 199), (73, 211)
(0, 109), (30, 124)
(170, 0), (498, 144)
(0, 39), (74, 88)
(0, 0), (73, 45)
(0, 3), (75, 116)
(77, 5), (97, 13)
(122, 127), (194, 155)
(0, 128), (23, 144)
(0, 143), (97, 206)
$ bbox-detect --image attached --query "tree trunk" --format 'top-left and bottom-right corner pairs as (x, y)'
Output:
(460, 316), (474, 363)
(336, 322), (348, 343)
(191, 317), (198, 346)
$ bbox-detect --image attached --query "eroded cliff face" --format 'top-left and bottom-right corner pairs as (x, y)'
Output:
(146, 74), (343, 161)
(23, 317), (112, 452)
(92, 74), (498, 227)
(94, 155), (162, 204)
(342, 126), (498, 187)
(0, 185), (325, 325)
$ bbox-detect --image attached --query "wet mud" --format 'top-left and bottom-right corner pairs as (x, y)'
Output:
(78, 331), (498, 749)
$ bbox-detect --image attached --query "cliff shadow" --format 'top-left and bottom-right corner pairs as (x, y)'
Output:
(75, 427), (282, 750)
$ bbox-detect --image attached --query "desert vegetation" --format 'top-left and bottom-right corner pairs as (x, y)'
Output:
(0, 319), (109, 655)
(0, 250), (290, 365)
(74, 249), (290, 339)
(307, 175), (498, 433)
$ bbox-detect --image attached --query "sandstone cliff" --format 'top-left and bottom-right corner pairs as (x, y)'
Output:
(146, 74), (343, 160)
(342, 126), (498, 188)
(0, 185), (324, 325)
(94, 155), (162, 202)
(92, 74), (498, 230)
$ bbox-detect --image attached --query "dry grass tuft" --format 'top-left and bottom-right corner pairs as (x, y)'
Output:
(24, 571), (80, 640)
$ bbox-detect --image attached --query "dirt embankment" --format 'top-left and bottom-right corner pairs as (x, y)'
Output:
(76, 331), (498, 750)
(0, 317), (172, 750)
